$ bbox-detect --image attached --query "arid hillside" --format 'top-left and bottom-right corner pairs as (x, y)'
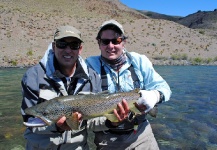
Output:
(177, 10), (217, 38)
(0, 0), (217, 67)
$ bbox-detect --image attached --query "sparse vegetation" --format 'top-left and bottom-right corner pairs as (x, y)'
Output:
(26, 49), (33, 56)
(0, 0), (217, 67)
(171, 54), (188, 60)
(199, 30), (205, 35)
(153, 56), (167, 60)
(10, 60), (18, 66)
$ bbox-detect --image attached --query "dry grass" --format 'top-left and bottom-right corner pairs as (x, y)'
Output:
(0, 0), (216, 67)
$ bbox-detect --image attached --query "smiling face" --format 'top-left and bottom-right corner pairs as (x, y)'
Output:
(52, 37), (82, 74)
(98, 29), (125, 60)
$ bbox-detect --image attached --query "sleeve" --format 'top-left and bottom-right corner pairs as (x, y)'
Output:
(87, 117), (109, 131)
(140, 55), (172, 102)
(21, 67), (60, 134)
(130, 52), (171, 102)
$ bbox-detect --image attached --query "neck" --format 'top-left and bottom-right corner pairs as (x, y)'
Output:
(101, 53), (126, 71)
(60, 63), (77, 77)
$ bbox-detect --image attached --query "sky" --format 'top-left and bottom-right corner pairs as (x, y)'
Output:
(120, 0), (217, 17)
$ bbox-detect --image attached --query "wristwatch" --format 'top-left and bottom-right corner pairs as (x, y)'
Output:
(158, 91), (164, 103)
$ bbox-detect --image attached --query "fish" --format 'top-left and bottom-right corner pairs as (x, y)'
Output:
(23, 89), (157, 130)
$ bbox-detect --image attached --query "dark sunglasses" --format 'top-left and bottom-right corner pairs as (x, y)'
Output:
(100, 37), (123, 45)
(55, 41), (81, 50)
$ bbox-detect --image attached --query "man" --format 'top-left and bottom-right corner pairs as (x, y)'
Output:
(21, 25), (102, 150)
(86, 20), (172, 150)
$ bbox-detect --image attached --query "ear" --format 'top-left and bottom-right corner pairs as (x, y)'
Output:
(97, 39), (102, 50)
(123, 38), (127, 44)
(52, 42), (55, 52)
(121, 39), (126, 48)
(78, 45), (82, 55)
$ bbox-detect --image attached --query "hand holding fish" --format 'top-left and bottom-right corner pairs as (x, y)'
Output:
(56, 112), (82, 131)
(136, 90), (160, 113)
(113, 99), (130, 122)
(56, 116), (71, 131)
(113, 90), (159, 124)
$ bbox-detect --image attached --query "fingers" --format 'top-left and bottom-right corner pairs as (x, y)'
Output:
(55, 112), (83, 131)
(56, 116), (71, 131)
(73, 112), (83, 122)
(113, 99), (130, 122)
(113, 108), (120, 121)
(122, 99), (130, 113)
(56, 116), (66, 126)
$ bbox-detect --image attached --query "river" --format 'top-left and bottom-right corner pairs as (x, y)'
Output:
(0, 66), (216, 150)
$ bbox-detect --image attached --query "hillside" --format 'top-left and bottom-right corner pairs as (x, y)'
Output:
(177, 10), (217, 38)
(139, 9), (217, 39)
(0, 0), (217, 67)
(177, 10), (217, 29)
(138, 10), (182, 22)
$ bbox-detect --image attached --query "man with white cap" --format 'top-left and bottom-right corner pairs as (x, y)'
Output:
(21, 25), (102, 150)
(86, 20), (172, 149)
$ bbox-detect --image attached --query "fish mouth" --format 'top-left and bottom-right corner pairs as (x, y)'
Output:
(39, 116), (53, 125)
(23, 117), (52, 127)
(24, 108), (53, 126)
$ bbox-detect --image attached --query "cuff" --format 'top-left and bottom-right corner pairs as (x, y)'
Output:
(157, 90), (165, 103)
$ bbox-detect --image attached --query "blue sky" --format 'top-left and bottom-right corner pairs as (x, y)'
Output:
(120, 0), (217, 16)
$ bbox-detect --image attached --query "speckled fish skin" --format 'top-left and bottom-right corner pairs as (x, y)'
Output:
(24, 90), (157, 127)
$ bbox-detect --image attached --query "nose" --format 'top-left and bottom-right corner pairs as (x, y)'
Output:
(107, 41), (114, 48)
(65, 46), (72, 52)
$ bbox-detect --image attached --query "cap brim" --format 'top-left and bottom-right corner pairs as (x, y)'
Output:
(54, 33), (83, 42)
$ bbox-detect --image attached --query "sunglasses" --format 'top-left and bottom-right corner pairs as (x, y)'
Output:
(55, 41), (81, 50)
(100, 37), (123, 45)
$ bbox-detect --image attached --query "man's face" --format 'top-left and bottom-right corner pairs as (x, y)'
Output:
(52, 37), (82, 69)
(99, 30), (125, 60)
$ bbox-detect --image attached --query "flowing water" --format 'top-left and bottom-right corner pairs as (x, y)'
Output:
(0, 66), (216, 150)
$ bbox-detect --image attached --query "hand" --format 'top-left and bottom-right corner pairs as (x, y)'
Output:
(113, 99), (130, 122)
(56, 112), (82, 131)
(56, 116), (71, 131)
(136, 90), (160, 113)
(74, 112), (83, 123)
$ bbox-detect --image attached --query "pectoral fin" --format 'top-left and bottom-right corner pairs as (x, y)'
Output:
(66, 113), (79, 130)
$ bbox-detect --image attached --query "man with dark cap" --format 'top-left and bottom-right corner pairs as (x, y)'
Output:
(21, 25), (102, 150)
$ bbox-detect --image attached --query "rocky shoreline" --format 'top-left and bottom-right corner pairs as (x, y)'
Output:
(152, 59), (217, 66)
(1, 59), (217, 69)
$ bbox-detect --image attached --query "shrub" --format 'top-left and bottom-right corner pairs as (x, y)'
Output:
(10, 60), (18, 66)
(192, 57), (203, 65)
(204, 58), (212, 64)
(171, 54), (188, 60)
(181, 54), (188, 60)
(171, 55), (179, 60)
(152, 43), (156, 46)
(26, 49), (33, 56)
(153, 56), (167, 60)
(199, 30), (205, 35)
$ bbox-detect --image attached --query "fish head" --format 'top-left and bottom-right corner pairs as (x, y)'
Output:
(24, 99), (67, 126)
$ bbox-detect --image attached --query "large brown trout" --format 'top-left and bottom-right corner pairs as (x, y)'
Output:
(24, 89), (157, 130)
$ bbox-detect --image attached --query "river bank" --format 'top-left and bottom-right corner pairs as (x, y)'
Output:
(1, 59), (217, 69)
